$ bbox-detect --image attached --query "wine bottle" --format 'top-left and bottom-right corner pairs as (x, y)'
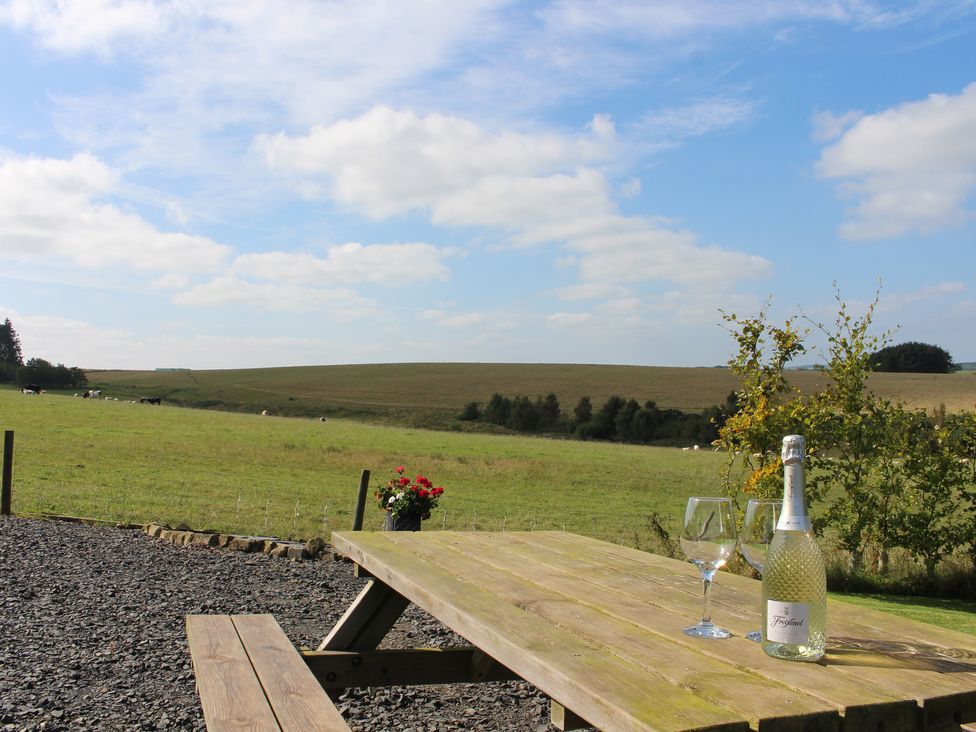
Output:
(761, 435), (827, 662)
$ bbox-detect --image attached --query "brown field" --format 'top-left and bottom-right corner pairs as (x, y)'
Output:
(85, 363), (976, 427)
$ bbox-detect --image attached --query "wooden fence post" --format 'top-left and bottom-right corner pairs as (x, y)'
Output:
(351, 469), (370, 530)
(1, 430), (12, 516)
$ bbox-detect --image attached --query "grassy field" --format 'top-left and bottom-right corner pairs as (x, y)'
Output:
(1, 388), (719, 544)
(832, 593), (976, 636)
(84, 363), (976, 429)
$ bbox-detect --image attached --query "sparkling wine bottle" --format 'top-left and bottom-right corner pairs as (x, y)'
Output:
(761, 435), (827, 662)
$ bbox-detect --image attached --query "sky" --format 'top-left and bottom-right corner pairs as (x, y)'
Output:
(1, 0), (975, 371)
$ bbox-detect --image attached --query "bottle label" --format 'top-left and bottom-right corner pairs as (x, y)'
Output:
(766, 600), (810, 644)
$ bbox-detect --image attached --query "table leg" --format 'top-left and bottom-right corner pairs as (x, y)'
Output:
(318, 578), (410, 651)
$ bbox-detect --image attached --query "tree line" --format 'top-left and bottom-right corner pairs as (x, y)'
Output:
(0, 319), (88, 389)
(719, 289), (975, 597)
(459, 391), (738, 446)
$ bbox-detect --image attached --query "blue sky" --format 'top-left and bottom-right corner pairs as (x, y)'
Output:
(1, 0), (974, 370)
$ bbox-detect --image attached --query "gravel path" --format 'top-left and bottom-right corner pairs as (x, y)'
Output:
(0, 516), (566, 731)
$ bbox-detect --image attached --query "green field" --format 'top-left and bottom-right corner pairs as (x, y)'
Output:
(1, 388), (719, 545)
(84, 363), (976, 429)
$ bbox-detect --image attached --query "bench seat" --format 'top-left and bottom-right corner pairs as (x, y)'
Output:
(186, 614), (350, 732)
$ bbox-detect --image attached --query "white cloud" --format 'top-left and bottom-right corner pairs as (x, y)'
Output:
(811, 109), (863, 142)
(0, 0), (164, 55)
(877, 281), (966, 312)
(817, 83), (976, 240)
(173, 276), (378, 317)
(636, 96), (758, 142)
(547, 311), (593, 326)
(538, 1), (961, 39)
(0, 153), (231, 273)
(568, 216), (772, 287)
(553, 282), (632, 301)
(432, 171), (614, 230)
(232, 243), (451, 286)
(261, 106), (771, 290)
(258, 106), (614, 219)
(422, 309), (485, 327)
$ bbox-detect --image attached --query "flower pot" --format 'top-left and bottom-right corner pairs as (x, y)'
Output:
(384, 511), (422, 532)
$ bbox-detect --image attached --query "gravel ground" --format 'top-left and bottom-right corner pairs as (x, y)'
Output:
(0, 516), (567, 731)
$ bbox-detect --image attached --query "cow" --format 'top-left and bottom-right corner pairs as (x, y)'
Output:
(82, 389), (102, 399)
(139, 396), (162, 405)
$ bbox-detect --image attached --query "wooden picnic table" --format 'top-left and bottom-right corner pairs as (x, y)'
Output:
(316, 530), (976, 732)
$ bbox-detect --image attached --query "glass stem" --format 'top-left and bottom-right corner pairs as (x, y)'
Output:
(700, 568), (716, 625)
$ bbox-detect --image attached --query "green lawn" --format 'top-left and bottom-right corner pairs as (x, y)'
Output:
(1, 389), (718, 545)
(832, 593), (976, 637)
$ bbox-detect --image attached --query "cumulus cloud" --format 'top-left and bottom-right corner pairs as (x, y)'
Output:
(172, 276), (378, 316)
(232, 243), (451, 286)
(0, 153), (230, 273)
(816, 83), (976, 240)
(260, 107), (771, 291)
(257, 106), (614, 219)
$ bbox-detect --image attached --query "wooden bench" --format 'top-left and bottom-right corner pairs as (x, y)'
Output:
(186, 614), (351, 732)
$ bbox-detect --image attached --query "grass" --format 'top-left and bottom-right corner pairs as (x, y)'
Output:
(84, 363), (976, 430)
(832, 593), (976, 637)
(1, 389), (715, 545)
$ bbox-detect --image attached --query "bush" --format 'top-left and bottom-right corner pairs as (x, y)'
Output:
(870, 341), (957, 373)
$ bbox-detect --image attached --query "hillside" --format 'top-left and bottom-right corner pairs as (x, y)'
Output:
(83, 363), (976, 429)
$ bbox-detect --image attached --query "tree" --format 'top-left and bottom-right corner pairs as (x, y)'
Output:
(718, 302), (807, 499)
(0, 318), (23, 382)
(509, 395), (541, 432)
(572, 396), (592, 427)
(537, 393), (562, 430)
(483, 393), (512, 426)
(869, 341), (957, 373)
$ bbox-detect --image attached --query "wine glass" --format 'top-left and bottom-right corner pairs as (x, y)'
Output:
(679, 497), (737, 639)
(740, 498), (781, 642)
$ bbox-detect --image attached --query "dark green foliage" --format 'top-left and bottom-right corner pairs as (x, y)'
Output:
(483, 393), (512, 425)
(0, 318), (23, 379)
(15, 358), (88, 389)
(538, 393), (561, 429)
(509, 395), (541, 432)
(468, 391), (730, 446)
(572, 396), (592, 427)
(458, 401), (481, 421)
(870, 341), (957, 373)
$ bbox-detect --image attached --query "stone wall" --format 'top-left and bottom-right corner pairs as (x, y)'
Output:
(144, 523), (330, 561)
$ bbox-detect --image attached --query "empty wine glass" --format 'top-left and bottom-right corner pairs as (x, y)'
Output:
(740, 498), (781, 642)
(679, 497), (737, 638)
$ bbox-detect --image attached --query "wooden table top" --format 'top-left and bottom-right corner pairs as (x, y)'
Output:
(330, 530), (976, 732)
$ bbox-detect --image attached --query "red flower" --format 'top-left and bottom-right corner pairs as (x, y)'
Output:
(396, 465), (405, 474)
(418, 489), (429, 498)
(399, 476), (411, 486)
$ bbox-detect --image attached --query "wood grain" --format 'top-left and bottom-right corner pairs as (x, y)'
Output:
(332, 531), (750, 732)
(332, 531), (976, 732)
(186, 614), (282, 732)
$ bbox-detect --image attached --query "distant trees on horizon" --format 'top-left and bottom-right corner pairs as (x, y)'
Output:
(869, 341), (958, 374)
(460, 391), (738, 446)
(0, 318), (87, 389)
